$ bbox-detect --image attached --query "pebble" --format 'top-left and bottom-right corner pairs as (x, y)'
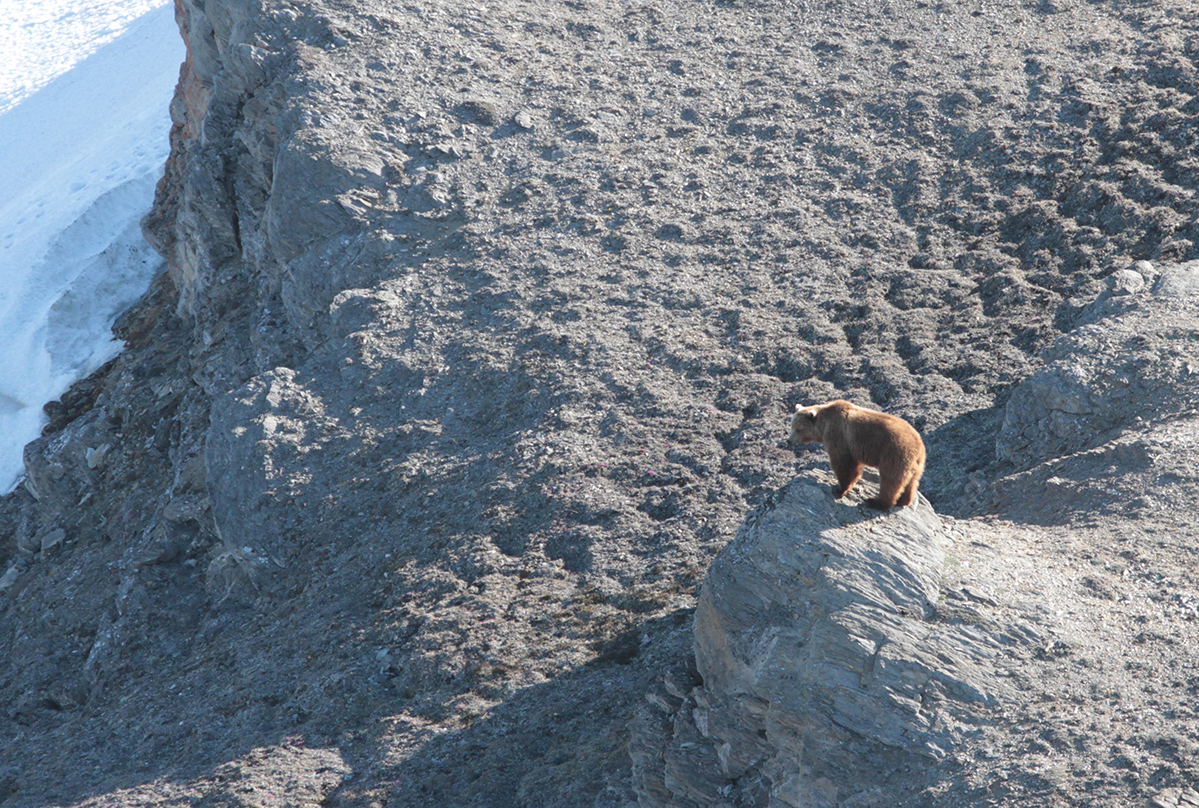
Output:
(513, 110), (535, 130)
(86, 443), (110, 469)
(0, 566), (20, 592)
(40, 529), (67, 552)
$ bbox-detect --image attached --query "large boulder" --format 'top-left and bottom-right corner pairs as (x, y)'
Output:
(632, 472), (1013, 807)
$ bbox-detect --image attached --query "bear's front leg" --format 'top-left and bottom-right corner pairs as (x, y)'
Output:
(829, 453), (863, 499)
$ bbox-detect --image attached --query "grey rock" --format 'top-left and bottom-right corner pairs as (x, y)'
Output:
(1106, 268), (1145, 296)
(206, 367), (328, 580)
(998, 260), (1199, 468)
(0, 565), (21, 592)
(513, 110), (536, 130)
(265, 131), (387, 263)
(39, 528), (66, 553)
(634, 473), (1013, 805)
(1153, 261), (1199, 298)
(1151, 786), (1199, 808)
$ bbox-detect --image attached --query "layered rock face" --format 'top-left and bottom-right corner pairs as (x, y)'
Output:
(998, 260), (1199, 468)
(996, 260), (1199, 521)
(633, 476), (1012, 807)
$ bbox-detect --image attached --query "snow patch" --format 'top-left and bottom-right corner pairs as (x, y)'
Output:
(0, 1), (183, 491)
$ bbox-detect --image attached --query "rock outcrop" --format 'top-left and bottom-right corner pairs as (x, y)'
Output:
(995, 260), (1199, 522)
(634, 260), (1199, 807)
(633, 475), (1013, 807)
(998, 260), (1199, 471)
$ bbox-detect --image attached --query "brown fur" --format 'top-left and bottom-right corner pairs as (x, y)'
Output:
(787, 400), (925, 510)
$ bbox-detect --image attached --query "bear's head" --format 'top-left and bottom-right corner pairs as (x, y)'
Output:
(787, 403), (825, 446)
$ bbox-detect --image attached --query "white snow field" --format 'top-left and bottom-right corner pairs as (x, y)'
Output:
(0, 0), (183, 492)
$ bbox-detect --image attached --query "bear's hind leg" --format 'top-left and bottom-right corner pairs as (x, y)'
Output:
(865, 468), (905, 511)
(896, 476), (919, 508)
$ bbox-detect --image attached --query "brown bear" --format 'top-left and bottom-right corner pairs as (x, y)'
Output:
(787, 400), (925, 510)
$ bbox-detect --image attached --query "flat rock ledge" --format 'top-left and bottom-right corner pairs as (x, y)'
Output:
(632, 473), (1015, 808)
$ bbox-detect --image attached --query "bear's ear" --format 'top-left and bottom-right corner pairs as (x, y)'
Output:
(794, 403), (802, 413)
(806, 409), (818, 422)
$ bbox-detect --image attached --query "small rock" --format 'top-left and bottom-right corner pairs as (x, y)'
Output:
(428, 142), (467, 159)
(1045, 475), (1069, 491)
(40, 529), (67, 552)
(85, 444), (110, 469)
(458, 99), (499, 126)
(0, 566), (21, 592)
(513, 110), (535, 130)
(956, 586), (998, 606)
(1107, 268), (1145, 296)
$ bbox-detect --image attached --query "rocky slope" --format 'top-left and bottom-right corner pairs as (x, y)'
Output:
(635, 261), (1199, 807)
(2, 0), (1199, 805)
